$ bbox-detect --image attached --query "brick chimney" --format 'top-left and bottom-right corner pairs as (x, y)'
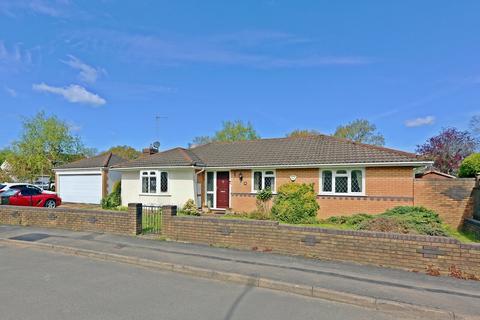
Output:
(142, 147), (158, 155)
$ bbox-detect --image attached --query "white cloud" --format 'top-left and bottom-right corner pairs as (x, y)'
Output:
(4, 86), (17, 97)
(62, 55), (104, 83)
(0, 41), (32, 66)
(405, 116), (435, 128)
(32, 83), (106, 106)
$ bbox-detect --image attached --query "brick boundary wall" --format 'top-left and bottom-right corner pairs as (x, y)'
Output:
(413, 178), (476, 229)
(0, 203), (141, 236)
(162, 206), (480, 278)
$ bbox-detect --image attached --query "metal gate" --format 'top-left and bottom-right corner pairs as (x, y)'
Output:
(142, 205), (162, 234)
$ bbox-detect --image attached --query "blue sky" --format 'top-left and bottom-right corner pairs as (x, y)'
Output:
(1, 1), (479, 152)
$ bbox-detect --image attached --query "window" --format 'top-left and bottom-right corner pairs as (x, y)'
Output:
(20, 186), (41, 196)
(206, 172), (215, 208)
(252, 170), (276, 192)
(140, 171), (169, 194)
(160, 172), (168, 192)
(142, 171), (157, 193)
(320, 169), (364, 195)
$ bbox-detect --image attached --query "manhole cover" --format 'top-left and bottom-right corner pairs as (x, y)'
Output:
(9, 233), (51, 242)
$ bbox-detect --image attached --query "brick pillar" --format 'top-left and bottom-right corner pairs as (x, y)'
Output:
(162, 205), (177, 238)
(128, 203), (142, 235)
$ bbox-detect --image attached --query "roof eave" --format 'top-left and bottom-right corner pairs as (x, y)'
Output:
(202, 161), (433, 170)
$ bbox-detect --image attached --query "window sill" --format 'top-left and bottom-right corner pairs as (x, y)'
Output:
(139, 193), (171, 197)
(318, 193), (366, 197)
(251, 192), (277, 195)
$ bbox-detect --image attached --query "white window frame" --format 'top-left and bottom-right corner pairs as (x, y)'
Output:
(139, 170), (169, 195)
(251, 169), (276, 193)
(319, 168), (365, 196)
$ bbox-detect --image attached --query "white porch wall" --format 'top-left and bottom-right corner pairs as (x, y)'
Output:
(120, 168), (196, 207)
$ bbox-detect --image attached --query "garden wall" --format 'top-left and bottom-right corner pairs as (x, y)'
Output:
(0, 204), (141, 235)
(413, 178), (476, 228)
(162, 206), (480, 278)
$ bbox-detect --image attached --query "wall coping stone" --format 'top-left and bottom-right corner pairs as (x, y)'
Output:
(0, 205), (128, 217)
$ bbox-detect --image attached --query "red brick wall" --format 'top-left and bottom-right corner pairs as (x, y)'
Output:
(230, 167), (416, 218)
(0, 204), (141, 235)
(414, 179), (476, 228)
(162, 207), (480, 278)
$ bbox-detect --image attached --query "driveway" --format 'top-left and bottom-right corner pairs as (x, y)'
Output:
(0, 244), (405, 320)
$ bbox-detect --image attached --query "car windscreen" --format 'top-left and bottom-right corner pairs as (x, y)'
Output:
(0, 184), (5, 190)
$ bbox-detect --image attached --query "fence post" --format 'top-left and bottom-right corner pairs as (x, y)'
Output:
(128, 203), (142, 235)
(161, 205), (177, 237)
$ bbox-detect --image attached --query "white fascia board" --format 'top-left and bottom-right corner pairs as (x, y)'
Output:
(55, 169), (103, 175)
(111, 165), (198, 172)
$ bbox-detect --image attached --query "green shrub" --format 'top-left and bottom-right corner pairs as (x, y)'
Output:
(458, 153), (480, 177)
(271, 183), (319, 224)
(322, 214), (373, 227)
(356, 206), (448, 236)
(101, 181), (121, 209)
(179, 199), (200, 216)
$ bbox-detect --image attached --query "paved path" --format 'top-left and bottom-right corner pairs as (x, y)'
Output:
(1, 225), (479, 318)
(0, 244), (412, 320)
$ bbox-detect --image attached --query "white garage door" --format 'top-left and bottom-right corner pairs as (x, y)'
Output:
(58, 174), (102, 204)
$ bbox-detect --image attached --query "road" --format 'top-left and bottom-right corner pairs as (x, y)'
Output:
(0, 244), (409, 320)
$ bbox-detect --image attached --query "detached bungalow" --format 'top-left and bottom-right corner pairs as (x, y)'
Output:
(54, 153), (125, 204)
(113, 135), (432, 218)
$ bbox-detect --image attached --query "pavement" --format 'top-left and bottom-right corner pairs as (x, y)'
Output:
(1, 225), (479, 319)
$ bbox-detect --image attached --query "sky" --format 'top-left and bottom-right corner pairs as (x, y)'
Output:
(1, 0), (479, 153)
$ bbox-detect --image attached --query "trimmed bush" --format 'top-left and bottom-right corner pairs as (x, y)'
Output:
(271, 183), (319, 224)
(323, 214), (373, 227)
(179, 199), (200, 216)
(101, 181), (121, 209)
(458, 153), (480, 177)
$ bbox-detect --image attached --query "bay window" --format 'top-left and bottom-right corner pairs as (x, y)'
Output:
(252, 170), (276, 192)
(320, 168), (364, 195)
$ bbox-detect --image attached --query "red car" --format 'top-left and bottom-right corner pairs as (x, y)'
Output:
(0, 185), (61, 208)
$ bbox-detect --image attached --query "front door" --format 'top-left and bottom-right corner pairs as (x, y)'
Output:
(216, 171), (230, 209)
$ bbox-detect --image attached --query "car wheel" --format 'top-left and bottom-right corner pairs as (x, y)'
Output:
(45, 199), (56, 208)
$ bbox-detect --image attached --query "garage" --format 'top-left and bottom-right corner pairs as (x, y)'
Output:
(58, 174), (102, 204)
(54, 153), (125, 205)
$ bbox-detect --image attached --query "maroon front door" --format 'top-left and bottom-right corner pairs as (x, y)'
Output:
(216, 171), (230, 209)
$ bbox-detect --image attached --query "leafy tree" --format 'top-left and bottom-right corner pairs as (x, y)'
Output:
(189, 121), (259, 147)
(0, 148), (12, 164)
(105, 145), (140, 160)
(333, 119), (385, 146)
(286, 129), (320, 137)
(189, 136), (213, 148)
(416, 127), (477, 175)
(7, 112), (88, 182)
(458, 153), (480, 178)
(214, 120), (259, 142)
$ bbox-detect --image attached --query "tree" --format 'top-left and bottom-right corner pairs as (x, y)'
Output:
(0, 148), (12, 164)
(416, 127), (477, 175)
(286, 129), (320, 137)
(189, 136), (213, 148)
(458, 153), (480, 178)
(189, 121), (260, 147)
(214, 120), (259, 142)
(333, 119), (385, 146)
(7, 112), (88, 182)
(469, 115), (480, 137)
(105, 145), (140, 160)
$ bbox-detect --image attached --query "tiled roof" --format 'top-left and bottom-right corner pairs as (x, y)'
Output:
(55, 153), (126, 169)
(115, 135), (425, 169)
(114, 148), (204, 168)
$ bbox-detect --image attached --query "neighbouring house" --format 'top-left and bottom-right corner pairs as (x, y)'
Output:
(113, 135), (434, 218)
(54, 153), (125, 204)
(415, 167), (456, 179)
